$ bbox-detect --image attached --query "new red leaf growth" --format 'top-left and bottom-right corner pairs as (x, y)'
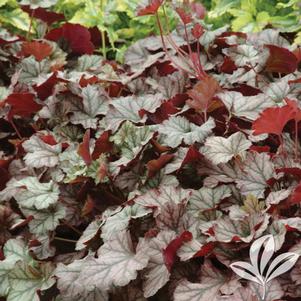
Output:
(78, 130), (92, 166)
(163, 231), (192, 271)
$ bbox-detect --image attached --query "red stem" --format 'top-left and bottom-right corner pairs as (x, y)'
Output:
(10, 119), (22, 139)
(155, 12), (195, 77)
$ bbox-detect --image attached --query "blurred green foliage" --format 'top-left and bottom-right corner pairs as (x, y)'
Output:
(207, 0), (301, 35)
(0, 0), (300, 62)
(54, 0), (179, 61)
(0, 0), (30, 33)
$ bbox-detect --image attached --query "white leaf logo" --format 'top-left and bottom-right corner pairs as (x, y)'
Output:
(230, 234), (299, 301)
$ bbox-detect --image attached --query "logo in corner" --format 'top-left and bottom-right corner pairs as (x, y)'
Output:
(230, 234), (299, 301)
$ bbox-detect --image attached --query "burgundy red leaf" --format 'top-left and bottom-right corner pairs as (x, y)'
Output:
(45, 23), (94, 54)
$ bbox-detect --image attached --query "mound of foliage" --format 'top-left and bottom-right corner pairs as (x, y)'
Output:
(0, 1), (301, 301)
(1, 0), (301, 62)
(0, 0), (181, 61)
(208, 0), (301, 44)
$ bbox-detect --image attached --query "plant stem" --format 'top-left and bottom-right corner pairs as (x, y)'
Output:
(26, 10), (35, 41)
(155, 12), (195, 77)
(54, 236), (77, 243)
(10, 119), (22, 139)
(279, 134), (286, 155)
(100, 0), (106, 59)
(101, 30), (107, 60)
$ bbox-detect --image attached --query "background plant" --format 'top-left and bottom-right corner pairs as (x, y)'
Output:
(207, 0), (301, 43)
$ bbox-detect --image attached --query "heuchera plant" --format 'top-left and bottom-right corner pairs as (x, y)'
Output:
(0, 1), (301, 301)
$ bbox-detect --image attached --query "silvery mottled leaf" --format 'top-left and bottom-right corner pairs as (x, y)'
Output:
(213, 214), (269, 243)
(29, 235), (56, 260)
(218, 91), (274, 120)
(188, 185), (231, 215)
(0, 238), (32, 295)
(21, 203), (66, 234)
(76, 217), (104, 251)
(265, 189), (291, 205)
(174, 261), (225, 301)
(164, 147), (189, 174)
(201, 132), (251, 164)
(124, 39), (164, 73)
(18, 57), (51, 83)
(104, 94), (163, 132)
(236, 152), (275, 198)
(267, 221), (286, 251)
(55, 256), (108, 301)
(80, 231), (149, 291)
(148, 71), (188, 99)
(277, 217), (301, 231)
(110, 122), (154, 175)
(7, 261), (55, 301)
(23, 135), (62, 168)
(70, 85), (109, 129)
(13, 177), (60, 210)
(76, 55), (104, 72)
(249, 29), (290, 48)
(158, 116), (215, 148)
(101, 204), (151, 241)
(199, 26), (228, 49)
(264, 75), (294, 103)
(155, 201), (186, 231)
(135, 185), (191, 210)
(223, 45), (267, 68)
(141, 231), (176, 298)
(177, 239), (204, 261)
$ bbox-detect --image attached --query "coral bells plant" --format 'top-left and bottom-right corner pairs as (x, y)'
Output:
(1, 1), (301, 301)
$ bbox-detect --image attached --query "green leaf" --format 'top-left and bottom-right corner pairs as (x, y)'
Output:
(208, 0), (240, 18)
(255, 11), (271, 31)
(294, 31), (301, 45)
(20, 0), (58, 9)
(229, 9), (254, 31)
(0, 7), (30, 32)
(0, 0), (8, 8)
